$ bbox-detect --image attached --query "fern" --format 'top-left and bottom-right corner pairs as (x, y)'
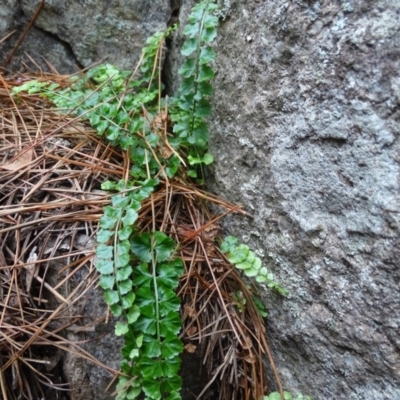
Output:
(221, 236), (289, 296)
(170, 0), (219, 178)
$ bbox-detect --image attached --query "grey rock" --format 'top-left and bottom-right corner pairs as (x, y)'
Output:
(190, 0), (400, 399)
(20, 0), (172, 70)
(63, 287), (123, 400)
(0, 0), (78, 73)
(165, 0), (400, 397)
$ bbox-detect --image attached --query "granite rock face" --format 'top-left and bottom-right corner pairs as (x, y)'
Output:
(0, 0), (173, 73)
(0, 0), (78, 73)
(20, 0), (172, 70)
(191, 1), (399, 398)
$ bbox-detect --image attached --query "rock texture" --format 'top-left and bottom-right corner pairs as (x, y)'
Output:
(20, 0), (173, 70)
(0, 0), (173, 73)
(187, 1), (399, 399)
(0, 0), (78, 73)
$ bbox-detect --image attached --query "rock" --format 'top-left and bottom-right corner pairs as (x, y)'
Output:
(189, 0), (399, 398)
(63, 288), (123, 400)
(0, 0), (78, 73)
(20, 0), (173, 70)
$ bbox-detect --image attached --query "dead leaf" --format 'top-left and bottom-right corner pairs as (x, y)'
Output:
(184, 343), (197, 353)
(183, 304), (197, 319)
(202, 222), (219, 241)
(1, 148), (34, 170)
(187, 326), (197, 336)
(24, 246), (38, 292)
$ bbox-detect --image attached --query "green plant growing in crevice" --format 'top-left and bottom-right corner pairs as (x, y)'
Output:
(221, 236), (289, 295)
(264, 392), (312, 400)
(169, 0), (219, 178)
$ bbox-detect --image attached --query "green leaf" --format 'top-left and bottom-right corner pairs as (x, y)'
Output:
(197, 81), (213, 96)
(197, 64), (215, 82)
(181, 38), (197, 57)
(188, 4), (205, 24)
(116, 110), (129, 125)
(202, 153), (214, 165)
(115, 252), (130, 268)
(110, 303), (123, 316)
(107, 126), (121, 141)
(188, 121), (208, 146)
(142, 340), (161, 358)
(132, 263), (152, 287)
(115, 321), (129, 336)
(179, 58), (196, 78)
(235, 260), (251, 270)
(165, 155), (181, 178)
(183, 22), (199, 38)
(203, 13), (219, 29)
(201, 27), (217, 44)
(97, 228), (114, 244)
(127, 196), (142, 211)
(140, 358), (164, 379)
(122, 292), (135, 309)
(139, 302), (156, 318)
(112, 194), (130, 208)
(243, 266), (259, 277)
(96, 119), (109, 135)
(118, 225), (133, 241)
(153, 231), (175, 262)
(95, 258), (114, 274)
(199, 47), (216, 64)
(221, 236), (238, 253)
(96, 244), (114, 259)
(118, 279), (133, 295)
(129, 348), (139, 359)
(99, 274), (115, 290)
(266, 393), (294, 400)
(157, 259), (184, 288)
(99, 214), (117, 230)
(160, 311), (182, 336)
(277, 287), (290, 296)
(159, 290), (181, 316)
(126, 386), (141, 400)
(142, 379), (161, 399)
(127, 305), (141, 323)
(135, 316), (156, 335)
(104, 204), (121, 218)
(161, 335), (183, 358)
(104, 290), (119, 305)
(136, 334), (144, 348)
(101, 181), (117, 191)
(194, 98), (211, 117)
(255, 275), (268, 283)
(116, 266), (133, 281)
(162, 356), (181, 377)
(163, 375), (183, 395)
(227, 244), (250, 263)
(89, 113), (101, 126)
(165, 392), (182, 400)
(179, 76), (196, 95)
(130, 233), (152, 262)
